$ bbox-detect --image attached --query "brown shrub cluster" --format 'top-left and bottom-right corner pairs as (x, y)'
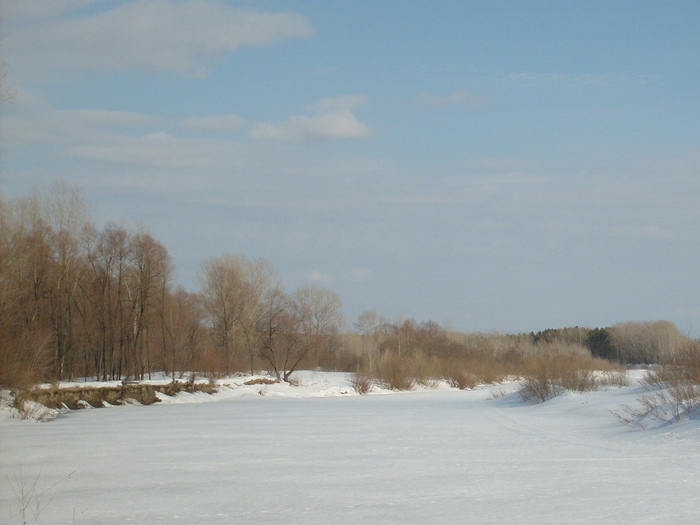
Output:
(350, 373), (373, 394)
(345, 324), (629, 400)
(15, 381), (219, 412)
(620, 342), (700, 425)
(243, 377), (280, 386)
(518, 347), (627, 403)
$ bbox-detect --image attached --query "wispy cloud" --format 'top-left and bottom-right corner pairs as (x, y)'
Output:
(250, 95), (371, 141)
(3, 103), (377, 174)
(58, 109), (165, 128)
(5, 0), (314, 78)
(3, 0), (102, 19)
(413, 89), (489, 107)
(65, 132), (242, 170)
(180, 115), (247, 132)
(306, 271), (334, 284)
(506, 71), (654, 88)
(3, 109), (243, 147)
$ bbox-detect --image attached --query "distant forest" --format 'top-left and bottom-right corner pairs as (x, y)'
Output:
(1, 183), (694, 389)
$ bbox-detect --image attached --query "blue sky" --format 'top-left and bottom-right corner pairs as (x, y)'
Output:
(2, 0), (700, 333)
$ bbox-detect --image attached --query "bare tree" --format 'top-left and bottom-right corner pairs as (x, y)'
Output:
(82, 223), (134, 380)
(257, 285), (344, 382)
(199, 255), (242, 372)
(609, 320), (689, 364)
(43, 182), (91, 379)
(257, 286), (296, 381)
(124, 230), (172, 379)
(353, 310), (389, 375)
(162, 288), (208, 378)
(199, 254), (274, 374)
(1, 191), (55, 384)
(284, 285), (344, 381)
(237, 258), (278, 375)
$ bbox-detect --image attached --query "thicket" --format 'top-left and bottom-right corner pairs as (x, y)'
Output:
(1, 183), (696, 399)
(348, 318), (630, 398)
(617, 341), (700, 425)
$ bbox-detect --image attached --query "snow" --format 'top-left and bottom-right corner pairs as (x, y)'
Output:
(2, 371), (700, 524)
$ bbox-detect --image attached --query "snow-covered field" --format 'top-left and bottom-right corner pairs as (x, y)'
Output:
(2, 371), (700, 524)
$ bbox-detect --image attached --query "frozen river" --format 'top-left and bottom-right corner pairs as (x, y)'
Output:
(2, 377), (700, 524)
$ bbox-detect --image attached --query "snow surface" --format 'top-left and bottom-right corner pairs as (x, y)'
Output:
(2, 371), (700, 524)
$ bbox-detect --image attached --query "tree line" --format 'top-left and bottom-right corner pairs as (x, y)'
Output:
(0, 183), (343, 387)
(1, 183), (694, 389)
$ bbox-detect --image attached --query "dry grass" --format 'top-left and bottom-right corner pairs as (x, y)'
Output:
(243, 377), (280, 386)
(15, 381), (219, 413)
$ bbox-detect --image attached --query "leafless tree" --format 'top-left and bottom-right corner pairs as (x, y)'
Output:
(609, 320), (689, 364)
(43, 182), (92, 378)
(353, 310), (389, 374)
(199, 254), (276, 374)
(283, 285), (344, 381)
(124, 230), (172, 379)
(162, 288), (208, 378)
(257, 286), (296, 381)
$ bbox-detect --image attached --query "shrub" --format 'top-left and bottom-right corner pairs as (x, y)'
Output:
(517, 349), (617, 402)
(417, 377), (440, 389)
(377, 355), (415, 391)
(518, 373), (564, 403)
(619, 344), (700, 426)
(597, 370), (630, 388)
(448, 372), (478, 390)
(517, 354), (565, 403)
(350, 373), (373, 395)
(558, 367), (598, 393)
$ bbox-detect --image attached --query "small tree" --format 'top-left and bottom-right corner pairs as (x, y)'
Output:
(354, 309), (388, 375)
(257, 287), (296, 381)
(256, 285), (344, 383)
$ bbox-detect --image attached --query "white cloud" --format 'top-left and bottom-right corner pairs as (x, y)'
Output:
(5, 0), (314, 77)
(250, 96), (371, 141)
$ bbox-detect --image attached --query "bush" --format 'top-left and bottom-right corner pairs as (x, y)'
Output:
(519, 373), (564, 403)
(350, 373), (373, 394)
(517, 349), (624, 403)
(377, 355), (416, 391)
(448, 372), (478, 390)
(619, 343), (700, 426)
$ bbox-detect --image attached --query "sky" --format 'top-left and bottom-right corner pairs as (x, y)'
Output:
(1, 0), (700, 334)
